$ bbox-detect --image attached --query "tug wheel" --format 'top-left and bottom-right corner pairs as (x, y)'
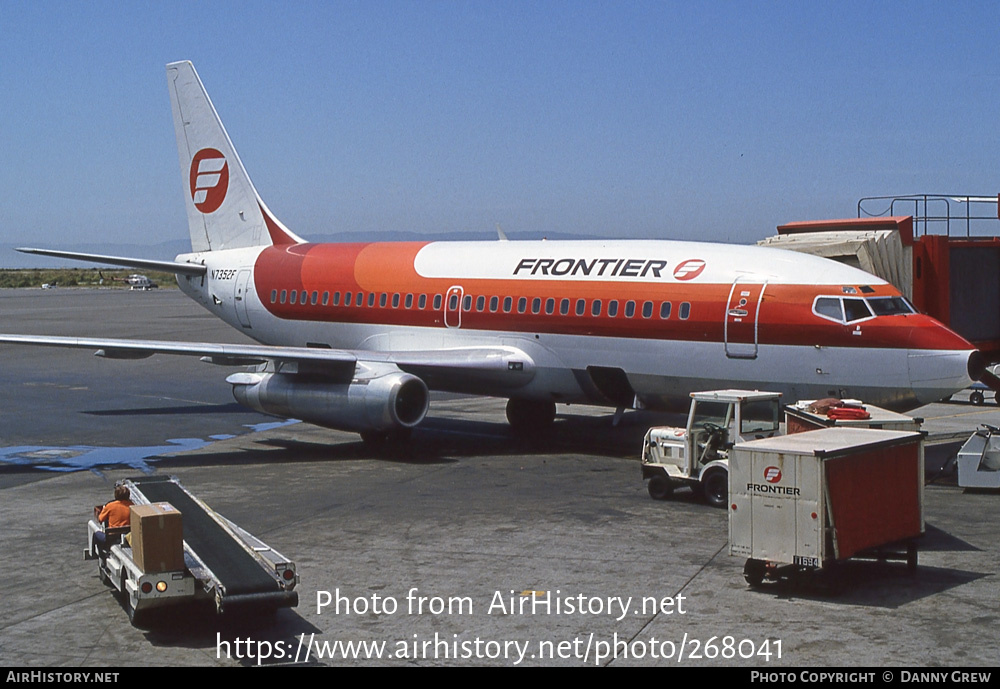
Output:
(701, 468), (728, 508)
(647, 475), (673, 500)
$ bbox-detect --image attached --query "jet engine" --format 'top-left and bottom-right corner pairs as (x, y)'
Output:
(227, 367), (429, 433)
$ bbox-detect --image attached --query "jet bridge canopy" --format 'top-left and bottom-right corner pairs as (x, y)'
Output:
(764, 199), (1000, 360)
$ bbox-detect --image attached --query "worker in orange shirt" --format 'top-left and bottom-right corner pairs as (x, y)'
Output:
(93, 484), (133, 556)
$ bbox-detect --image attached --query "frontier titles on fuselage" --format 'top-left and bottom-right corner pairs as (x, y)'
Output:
(513, 258), (669, 279)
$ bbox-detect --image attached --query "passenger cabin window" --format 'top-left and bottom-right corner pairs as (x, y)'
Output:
(490, 296), (499, 312)
(392, 293), (400, 308)
(531, 298), (541, 314)
(545, 298), (555, 315)
(476, 296), (486, 311)
(608, 300), (618, 317)
(625, 301), (636, 317)
(418, 294), (427, 309)
(679, 302), (690, 320)
(576, 299), (585, 316)
(270, 289), (277, 303)
(344, 292), (352, 306)
(517, 297), (527, 314)
(642, 301), (653, 318)
(289, 291), (297, 305)
(463, 295), (472, 311)
(333, 292), (341, 306)
(560, 299), (570, 315)
(434, 294), (443, 310)
(322, 292), (329, 306)
(368, 293), (376, 307)
(405, 294), (413, 309)
(503, 297), (513, 313)
(592, 299), (602, 316)
(659, 301), (671, 319)
(379, 293), (388, 307)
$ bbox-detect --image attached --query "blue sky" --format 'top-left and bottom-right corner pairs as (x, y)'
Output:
(2, 1), (998, 255)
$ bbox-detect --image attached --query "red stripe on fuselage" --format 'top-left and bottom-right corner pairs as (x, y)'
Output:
(252, 243), (972, 351)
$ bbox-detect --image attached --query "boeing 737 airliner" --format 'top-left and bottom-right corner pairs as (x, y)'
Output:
(1, 61), (990, 442)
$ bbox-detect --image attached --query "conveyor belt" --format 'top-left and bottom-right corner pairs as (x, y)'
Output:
(128, 476), (280, 597)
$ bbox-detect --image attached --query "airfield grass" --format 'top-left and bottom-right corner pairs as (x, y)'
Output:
(0, 268), (177, 289)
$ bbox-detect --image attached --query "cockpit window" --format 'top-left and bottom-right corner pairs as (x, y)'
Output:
(814, 295), (876, 324)
(867, 296), (915, 316)
(814, 297), (844, 322)
(843, 298), (873, 323)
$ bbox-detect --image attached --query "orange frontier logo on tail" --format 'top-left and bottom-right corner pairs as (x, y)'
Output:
(189, 148), (229, 213)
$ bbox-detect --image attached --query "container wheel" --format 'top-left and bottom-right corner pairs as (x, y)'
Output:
(743, 559), (766, 587)
(701, 468), (728, 508)
(906, 543), (918, 572)
(647, 475), (673, 500)
(971, 390), (985, 405)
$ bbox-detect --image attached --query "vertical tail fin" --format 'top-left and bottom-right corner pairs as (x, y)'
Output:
(166, 60), (303, 252)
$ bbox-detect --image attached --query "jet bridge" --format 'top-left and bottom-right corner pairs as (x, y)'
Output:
(763, 195), (1000, 361)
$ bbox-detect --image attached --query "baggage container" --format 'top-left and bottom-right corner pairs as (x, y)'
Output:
(729, 427), (923, 586)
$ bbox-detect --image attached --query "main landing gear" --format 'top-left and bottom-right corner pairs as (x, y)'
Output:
(506, 399), (557, 432)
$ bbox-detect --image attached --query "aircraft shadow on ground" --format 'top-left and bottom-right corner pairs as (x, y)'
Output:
(151, 410), (677, 470)
(84, 402), (250, 417)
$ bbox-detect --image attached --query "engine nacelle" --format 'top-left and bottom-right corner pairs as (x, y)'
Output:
(229, 370), (429, 433)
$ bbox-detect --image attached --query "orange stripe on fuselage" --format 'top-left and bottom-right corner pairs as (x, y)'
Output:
(252, 243), (972, 351)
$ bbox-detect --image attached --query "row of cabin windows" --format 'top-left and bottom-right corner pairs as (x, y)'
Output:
(269, 288), (692, 320)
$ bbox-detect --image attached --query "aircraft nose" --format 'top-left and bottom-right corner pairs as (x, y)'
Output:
(907, 348), (976, 406)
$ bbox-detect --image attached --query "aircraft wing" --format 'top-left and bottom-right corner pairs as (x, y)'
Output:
(0, 334), (535, 390)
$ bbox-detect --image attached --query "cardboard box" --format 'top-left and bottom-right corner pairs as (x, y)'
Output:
(130, 502), (184, 573)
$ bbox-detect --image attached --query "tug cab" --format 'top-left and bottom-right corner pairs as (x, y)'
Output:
(641, 390), (782, 507)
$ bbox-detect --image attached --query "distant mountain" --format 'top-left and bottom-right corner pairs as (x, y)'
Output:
(1, 231), (599, 268)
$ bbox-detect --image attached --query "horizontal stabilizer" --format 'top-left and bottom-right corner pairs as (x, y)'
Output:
(16, 248), (207, 276)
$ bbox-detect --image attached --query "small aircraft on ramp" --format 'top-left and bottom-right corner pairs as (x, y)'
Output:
(2, 61), (995, 443)
(99, 272), (158, 290)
